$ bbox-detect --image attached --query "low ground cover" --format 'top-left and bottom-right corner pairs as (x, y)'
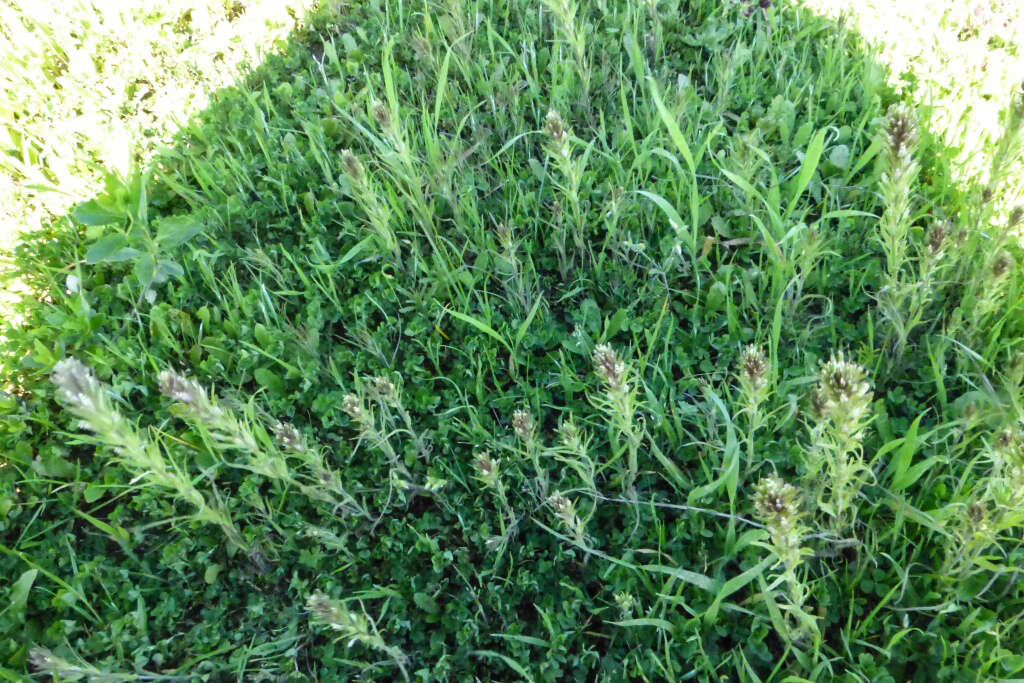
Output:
(1, 0), (1023, 679)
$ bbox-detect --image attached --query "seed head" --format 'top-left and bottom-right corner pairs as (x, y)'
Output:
(474, 450), (499, 484)
(27, 648), (64, 675)
(558, 420), (583, 451)
(752, 476), (802, 531)
(512, 408), (535, 441)
(371, 100), (391, 129)
(306, 592), (372, 644)
(51, 358), (102, 411)
(547, 492), (572, 517)
(1009, 206), (1023, 228)
(995, 428), (1019, 455)
(927, 222), (948, 253)
(593, 344), (628, 392)
(341, 149), (364, 183)
(341, 393), (364, 422)
(992, 251), (1013, 278)
(812, 351), (873, 435)
(739, 345), (768, 390)
(614, 591), (636, 617)
(494, 222), (514, 250)
(885, 103), (919, 162)
(967, 500), (987, 527)
(368, 375), (398, 404)
(272, 421), (305, 453)
(157, 370), (205, 405)
(544, 109), (569, 146)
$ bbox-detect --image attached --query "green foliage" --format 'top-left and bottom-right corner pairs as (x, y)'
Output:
(1, 0), (1023, 679)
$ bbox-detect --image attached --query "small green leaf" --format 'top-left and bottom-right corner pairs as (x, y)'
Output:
(470, 651), (533, 681)
(83, 483), (105, 503)
(204, 564), (222, 584)
(156, 215), (204, 249)
(413, 592), (440, 614)
(72, 199), (125, 226)
(73, 509), (130, 544)
(253, 368), (284, 394)
(829, 144), (851, 169)
(9, 568), (38, 618)
(444, 308), (512, 355)
(85, 234), (131, 263)
(154, 259), (184, 284)
(133, 251), (156, 284)
(638, 189), (690, 245)
(604, 308), (629, 339)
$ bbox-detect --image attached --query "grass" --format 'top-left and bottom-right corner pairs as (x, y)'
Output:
(1, 0), (1023, 679)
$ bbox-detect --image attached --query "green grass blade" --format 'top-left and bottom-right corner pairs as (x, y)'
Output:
(443, 307), (513, 355)
(784, 127), (827, 215)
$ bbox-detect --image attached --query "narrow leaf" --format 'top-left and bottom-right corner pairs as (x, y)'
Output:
(785, 127), (827, 214)
(643, 564), (716, 592)
(444, 308), (513, 355)
(704, 556), (774, 625)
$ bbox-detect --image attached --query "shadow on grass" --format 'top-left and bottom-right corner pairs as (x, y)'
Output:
(1, 0), (1019, 679)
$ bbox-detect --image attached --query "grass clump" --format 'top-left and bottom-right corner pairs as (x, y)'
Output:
(2, 0), (1024, 679)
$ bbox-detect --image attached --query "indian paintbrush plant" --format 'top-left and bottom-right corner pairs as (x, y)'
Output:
(874, 102), (928, 357)
(543, 109), (590, 278)
(803, 352), (874, 534)
(736, 345), (771, 468)
(340, 148), (400, 260)
(306, 592), (409, 681)
(590, 344), (643, 496)
(751, 476), (817, 646)
(512, 406), (547, 496)
(52, 359), (247, 551)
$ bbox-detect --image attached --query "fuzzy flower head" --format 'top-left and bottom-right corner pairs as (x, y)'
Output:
(367, 375), (398, 405)
(473, 450), (500, 486)
(306, 592), (372, 645)
(592, 344), (628, 392)
(512, 408), (535, 441)
(752, 476), (802, 532)
(927, 222), (948, 254)
(547, 492), (583, 535)
(341, 393), (365, 422)
(992, 251), (1013, 279)
(1009, 206), (1023, 228)
(995, 428), (1018, 453)
(272, 421), (305, 453)
(371, 100), (392, 129)
(27, 648), (70, 677)
(157, 370), (205, 405)
(544, 109), (569, 146)
(557, 420), (583, 452)
(341, 149), (364, 184)
(965, 500), (990, 540)
(494, 222), (515, 251)
(885, 103), (919, 163)
(613, 591), (636, 618)
(51, 358), (103, 413)
(811, 352), (873, 437)
(738, 345), (769, 392)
